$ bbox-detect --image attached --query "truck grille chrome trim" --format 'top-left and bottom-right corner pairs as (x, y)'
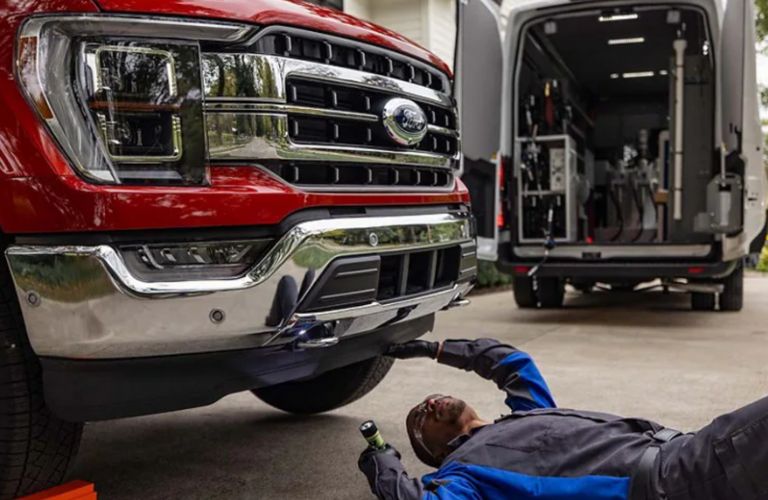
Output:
(203, 55), (451, 107)
(205, 102), (380, 123)
(202, 48), (459, 186)
(4, 213), (475, 358)
(206, 113), (454, 168)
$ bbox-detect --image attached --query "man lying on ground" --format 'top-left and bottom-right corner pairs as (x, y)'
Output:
(358, 338), (767, 500)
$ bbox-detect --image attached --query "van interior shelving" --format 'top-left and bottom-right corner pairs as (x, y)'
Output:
(515, 7), (719, 247)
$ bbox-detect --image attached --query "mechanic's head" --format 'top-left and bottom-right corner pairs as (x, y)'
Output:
(406, 394), (480, 467)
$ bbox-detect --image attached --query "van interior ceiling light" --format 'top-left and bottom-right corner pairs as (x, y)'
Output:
(544, 21), (557, 35)
(598, 13), (638, 22)
(608, 37), (645, 45)
(667, 10), (681, 24)
(623, 71), (655, 78)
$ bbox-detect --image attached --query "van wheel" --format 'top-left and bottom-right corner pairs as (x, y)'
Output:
(719, 262), (744, 312)
(513, 277), (537, 308)
(691, 292), (716, 311)
(253, 356), (394, 414)
(0, 260), (83, 498)
(537, 277), (565, 308)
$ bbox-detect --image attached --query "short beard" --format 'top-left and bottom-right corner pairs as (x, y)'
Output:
(445, 398), (467, 423)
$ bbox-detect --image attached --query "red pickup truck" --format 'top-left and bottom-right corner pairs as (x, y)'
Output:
(0, 1), (475, 495)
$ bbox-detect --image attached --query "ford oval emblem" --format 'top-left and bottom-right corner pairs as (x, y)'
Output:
(381, 98), (428, 146)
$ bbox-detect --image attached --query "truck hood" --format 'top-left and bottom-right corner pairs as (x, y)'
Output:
(92, 0), (452, 75)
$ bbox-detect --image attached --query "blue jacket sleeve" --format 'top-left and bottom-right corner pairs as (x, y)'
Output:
(437, 338), (556, 411)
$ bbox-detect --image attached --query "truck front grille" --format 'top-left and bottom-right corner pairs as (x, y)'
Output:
(202, 27), (459, 192)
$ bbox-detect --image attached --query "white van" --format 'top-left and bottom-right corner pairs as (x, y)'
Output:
(459, 0), (767, 311)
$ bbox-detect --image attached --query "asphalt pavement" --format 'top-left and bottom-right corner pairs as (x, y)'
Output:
(72, 275), (768, 499)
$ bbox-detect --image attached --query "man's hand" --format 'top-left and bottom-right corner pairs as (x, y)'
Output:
(358, 444), (402, 493)
(385, 340), (440, 360)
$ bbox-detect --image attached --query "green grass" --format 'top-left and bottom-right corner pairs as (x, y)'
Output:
(476, 260), (512, 288)
(757, 241), (768, 272)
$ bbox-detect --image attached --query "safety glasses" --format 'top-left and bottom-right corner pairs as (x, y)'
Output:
(411, 394), (450, 461)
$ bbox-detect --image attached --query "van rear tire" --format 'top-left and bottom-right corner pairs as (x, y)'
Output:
(513, 276), (537, 308)
(537, 277), (565, 308)
(719, 262), (744, 312)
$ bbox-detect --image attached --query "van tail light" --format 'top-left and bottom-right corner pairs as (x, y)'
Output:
(497, 156), (506, 228)
(16, 16), (249, 185)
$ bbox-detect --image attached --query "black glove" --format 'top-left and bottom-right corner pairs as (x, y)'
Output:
(358, 444), (402, 494)
(385, 340), (439, 360)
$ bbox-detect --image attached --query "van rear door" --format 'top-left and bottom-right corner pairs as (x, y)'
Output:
(456, 0), (504, 261)
(721, 0), (767, 252)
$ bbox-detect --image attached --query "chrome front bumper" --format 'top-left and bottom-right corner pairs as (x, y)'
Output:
(5, 213), (475, 359)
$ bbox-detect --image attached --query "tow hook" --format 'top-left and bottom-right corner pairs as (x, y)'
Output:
(281, 320), (339, 349)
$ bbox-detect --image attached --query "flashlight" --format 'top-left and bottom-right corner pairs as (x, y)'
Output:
(360, 420), (386, 449)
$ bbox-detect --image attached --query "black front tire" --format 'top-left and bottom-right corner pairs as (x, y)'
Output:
(0, 261), (83, 499)
(691, 292), (716, 311)
(719, 261), (744, 312)
(253, 355), (394, 414)
(512, 276), (537, 309)
(537, 277), (565, 308)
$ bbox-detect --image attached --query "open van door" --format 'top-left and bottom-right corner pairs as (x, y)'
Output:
(456, 0), (504, 261)
(720, 0), (768, 254)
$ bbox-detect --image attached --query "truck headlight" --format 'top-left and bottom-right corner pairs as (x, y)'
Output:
(16, 16), (250, 185)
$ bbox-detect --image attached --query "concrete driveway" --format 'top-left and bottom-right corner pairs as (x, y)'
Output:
(72, 275), (768, 499)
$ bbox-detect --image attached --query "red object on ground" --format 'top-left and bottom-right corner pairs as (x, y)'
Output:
(16, 481), (96, 500)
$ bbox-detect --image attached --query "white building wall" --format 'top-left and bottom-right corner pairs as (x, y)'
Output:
(426, 0), (456, 67)
(369, 0), (426, 47)
(344, 0), (371, 21)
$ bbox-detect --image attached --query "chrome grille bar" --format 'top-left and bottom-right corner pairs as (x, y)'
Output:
(205, 102), (379, 123)
(206, 113), (454, 168)
(202, 54), (452, 107)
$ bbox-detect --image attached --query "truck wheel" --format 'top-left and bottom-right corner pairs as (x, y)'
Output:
(691, 292), (716, 311)
(0, 262), (83, 498)
(537, 277), (565, 308)
(253, 355), (394, 414)
(512, 276), (537, 308)
(719, 262), (744, 312)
